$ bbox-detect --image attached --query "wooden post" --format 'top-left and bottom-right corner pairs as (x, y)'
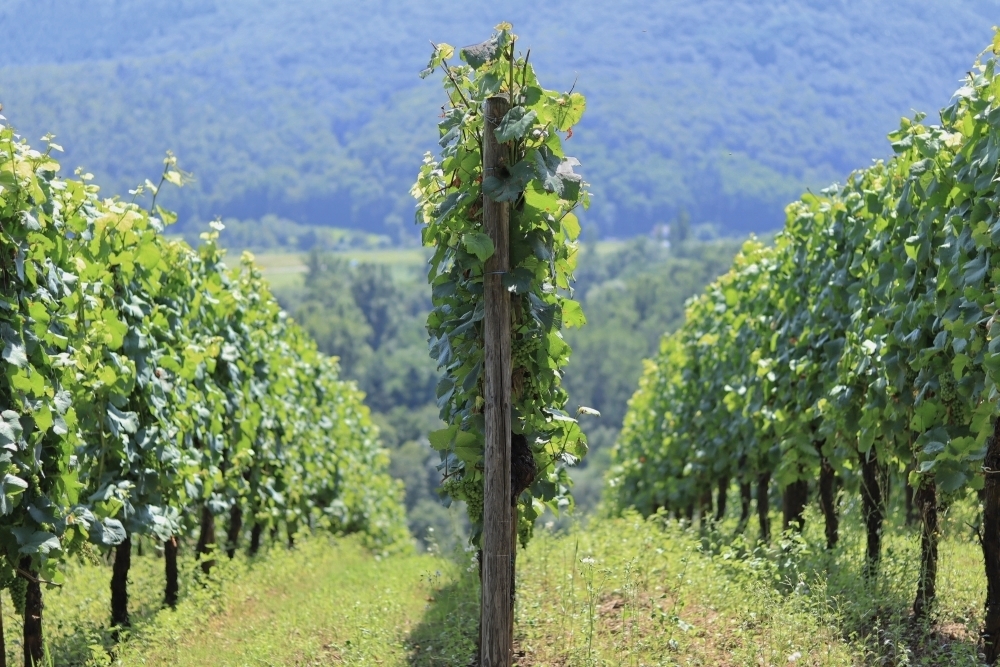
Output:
(981, 417), (1000, 663)
(481, 95), (513, 667)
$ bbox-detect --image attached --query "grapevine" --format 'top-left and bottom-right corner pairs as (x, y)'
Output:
(413, 24), (592, 545)
(0, 112), (407, 654)
(608, 30), (1000, 654)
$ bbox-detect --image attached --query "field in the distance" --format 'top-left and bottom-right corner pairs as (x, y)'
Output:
(232, 241), (632, 290)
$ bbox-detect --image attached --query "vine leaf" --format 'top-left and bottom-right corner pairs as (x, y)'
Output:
(502, 267), (534, 293)
(88, 518), (126, 546)
(483, 160), (534, 202)
(461, 36), (502, 69)
(462, 232), (495, 261)
(562, 299), (586, 328)
(12, 527), (60, 554)
(533, 147), (582, 201)
(496, 108), (537, 143)
(1, 325), (27, 368)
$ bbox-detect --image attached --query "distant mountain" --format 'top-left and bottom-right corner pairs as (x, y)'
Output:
(1, 0), (996, 238)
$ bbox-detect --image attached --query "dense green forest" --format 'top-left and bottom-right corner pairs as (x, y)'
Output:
(2, 0), (997, 239)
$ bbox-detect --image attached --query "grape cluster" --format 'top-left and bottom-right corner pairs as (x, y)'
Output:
(513, 333), (545, 406)
(464, 483), (484, 524)
(442, 474), (484, 523)
(9, 575), (26, 616)
(0, 562), (25, 616)
(516, 511), (533, 547)
(512, 335), (539, 368)
(939, 372), (957, 403)
(939, 370), (968, 424)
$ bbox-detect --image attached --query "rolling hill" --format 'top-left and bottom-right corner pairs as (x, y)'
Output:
(1, 0), (996, 238)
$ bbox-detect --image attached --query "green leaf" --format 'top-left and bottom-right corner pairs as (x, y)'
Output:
(0, 474), (27, 515)
(102, 311), (128, 350)
(89, 518), (126, 546)
(502, 267), (534, 294)
(1, 329), (26, 368)
(461, 37), (501, 69)
(562, 300), (586, 328)
(561, 213), (581, 241)
(483, 160), (535, 202)
(937, 468), (967, 493)
(462, 232), (495, 262)
(453, 430), (481, 464)
(12, 528), (60, 555)
(428, 425), (459, 452)
(0, 411), (22, 449)
(533, 148), (583, 201)
(495, 108), (537, 143)
(551, 93), (586, 131)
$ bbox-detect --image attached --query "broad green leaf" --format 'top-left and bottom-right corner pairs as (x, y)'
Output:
(462, 232), (495, 262)
(562, 299), (586, 328)
(495, 108), (537, 143)
(12, 528), (61, 555)
(461, 36), (500, 69)
(483, 160), (535, 202)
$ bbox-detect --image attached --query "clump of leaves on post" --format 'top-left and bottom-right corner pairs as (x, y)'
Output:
(412, 24), (592, 546)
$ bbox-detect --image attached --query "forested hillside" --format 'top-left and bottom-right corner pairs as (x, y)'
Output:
(1, 0), (996, 238)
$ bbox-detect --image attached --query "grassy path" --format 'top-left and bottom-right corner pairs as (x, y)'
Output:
(3, 513), (990, 665)
(12, 537), (468, 666)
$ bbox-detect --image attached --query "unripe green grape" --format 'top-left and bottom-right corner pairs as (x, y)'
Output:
(9, 575), (27, 616)
(939, 372), (957, 403)
(462, 475), (484, 523)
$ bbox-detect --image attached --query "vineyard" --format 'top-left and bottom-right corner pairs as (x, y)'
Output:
(8, 14), (1000, 667)
(609, 31), (1000, 662)
(0, 118), (406, 664)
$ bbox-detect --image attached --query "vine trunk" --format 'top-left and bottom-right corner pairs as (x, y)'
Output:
(196, 504), (216, 575)
(782, 479), (808, 532)
(164, 536), (179, 608)
(860, 449), (884, 578)
(227, 505), (243, 558)
(111, 535), (131, 628)
(20, 556), (42, 667)
(913, 477), (939, 619)
(756, 472), (771, 543)
(817, 450), (839, 549)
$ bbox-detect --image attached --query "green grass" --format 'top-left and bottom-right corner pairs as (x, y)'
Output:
(512, 511), (984, 666)
(9, 536), (462, 666)
(2, 507), (990, 666)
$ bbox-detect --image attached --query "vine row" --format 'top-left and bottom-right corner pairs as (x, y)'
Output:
(609, 32), (1000, 658)
(0, 117), (406, 663)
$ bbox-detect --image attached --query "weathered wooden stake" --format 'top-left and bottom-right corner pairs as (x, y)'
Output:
(981, 417), (1000, 663)
(0, 582), (6, 667)
(481, 94), (513, 667)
